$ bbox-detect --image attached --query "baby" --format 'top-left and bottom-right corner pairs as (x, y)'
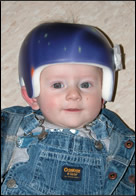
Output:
(1, 22), (135, 195)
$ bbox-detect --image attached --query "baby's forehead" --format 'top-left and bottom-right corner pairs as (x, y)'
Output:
(41, 63), (102, 76)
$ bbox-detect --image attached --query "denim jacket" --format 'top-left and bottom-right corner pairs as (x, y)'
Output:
(1, 106), (135, 195)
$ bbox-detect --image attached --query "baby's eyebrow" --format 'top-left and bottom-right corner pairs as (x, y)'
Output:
(45, 77), (100, 85)
(45, 75), (66, 80)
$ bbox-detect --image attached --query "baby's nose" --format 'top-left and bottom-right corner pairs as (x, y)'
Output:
(66, 87), (82, 101)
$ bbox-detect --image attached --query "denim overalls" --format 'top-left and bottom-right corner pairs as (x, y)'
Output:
(1, 106), (135, 195)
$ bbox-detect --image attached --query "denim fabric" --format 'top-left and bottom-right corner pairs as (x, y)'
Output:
(1, 106), (135, 195)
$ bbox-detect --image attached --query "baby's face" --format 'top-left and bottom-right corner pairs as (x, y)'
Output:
(36, 64), (103, 128)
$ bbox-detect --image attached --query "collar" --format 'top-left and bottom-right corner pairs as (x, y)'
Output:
(85, 114), (114, 141)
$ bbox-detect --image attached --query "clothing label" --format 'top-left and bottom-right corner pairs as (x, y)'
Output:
(61, 166), (82, 181)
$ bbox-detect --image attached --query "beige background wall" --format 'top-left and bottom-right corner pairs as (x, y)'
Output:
(1, 1), (135, 130)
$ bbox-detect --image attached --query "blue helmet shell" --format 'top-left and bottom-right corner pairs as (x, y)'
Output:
(19, 22), (121, 101)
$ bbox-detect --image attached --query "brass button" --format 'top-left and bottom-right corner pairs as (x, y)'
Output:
(94, 140), (103, 150)
(108, 172), (117, 180)
(124, 140), (133, 149)
(129, 175), (135, 184)
(7, 179), (17, 188)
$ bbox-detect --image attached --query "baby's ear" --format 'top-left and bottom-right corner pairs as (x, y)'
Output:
(102, 99), (106, 109)
(21, 86), (40, 110)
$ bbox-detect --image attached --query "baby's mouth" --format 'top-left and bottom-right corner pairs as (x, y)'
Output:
(64, 108), (82, 112)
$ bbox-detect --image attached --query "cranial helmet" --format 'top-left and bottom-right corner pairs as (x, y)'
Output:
(18, 22), (123, 101)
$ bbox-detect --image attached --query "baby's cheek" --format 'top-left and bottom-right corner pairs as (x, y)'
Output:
(44, 97), (58, 110)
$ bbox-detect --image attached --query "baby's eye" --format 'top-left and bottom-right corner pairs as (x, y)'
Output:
(80, 82), (92, 88)
(53, 82), (64, 89)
